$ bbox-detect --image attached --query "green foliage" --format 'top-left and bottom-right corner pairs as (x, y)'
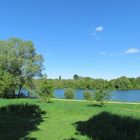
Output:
(83, 91), (93, 101)
(64, 88), (75, 99)
(110, 76), (132, 90)
(37, 76), (54, 102)
(0, 70), (18, 98)
(59, 75), (61, 80)
(0, 38), (44, 98)
(94, 88), (112, 106)
(73, 74), (79, 80)
(47, 76), (140, 90)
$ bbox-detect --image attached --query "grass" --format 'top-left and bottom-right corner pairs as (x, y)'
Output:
(0, 99), (140, 140)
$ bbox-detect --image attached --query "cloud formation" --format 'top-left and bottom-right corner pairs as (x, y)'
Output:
(95, 26), (104, 32)
(98, 48), (140, 56)
(92, 25), (104, 40)
(125, 48), (140, 54)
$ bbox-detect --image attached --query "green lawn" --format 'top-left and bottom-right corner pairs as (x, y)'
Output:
(0, 99), (140, 140)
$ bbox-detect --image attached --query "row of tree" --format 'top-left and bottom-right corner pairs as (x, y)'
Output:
(45, 75), (140, 90)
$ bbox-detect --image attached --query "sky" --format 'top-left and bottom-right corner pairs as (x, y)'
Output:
(0, 0), (140, 79)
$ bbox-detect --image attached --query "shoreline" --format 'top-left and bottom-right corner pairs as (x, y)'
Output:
(52, 98), (140, 105)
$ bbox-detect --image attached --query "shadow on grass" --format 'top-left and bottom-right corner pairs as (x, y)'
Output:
(47, 101), (54, 103)
(0, 103), (46, 140)
(86, 104), (103, 108)
(63, 138), (77, 140)
(74, 112), (140, 140)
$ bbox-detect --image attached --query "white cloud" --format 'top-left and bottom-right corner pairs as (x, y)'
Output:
(98, 48), (140, 56)
(95, 26), (104, 32)
(125, 48), (140, 54)
(109, 52), (124, 56)
(91, 25), (104, 40)
(98, 51), (107, 55)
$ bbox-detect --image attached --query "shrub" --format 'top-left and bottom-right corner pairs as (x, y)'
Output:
(93, 88), (112, 106)
(83, 91), (92, 101)
(37, 77), (54, 102)
(0, 71), (17, 98)
(64, 88), (75, 99)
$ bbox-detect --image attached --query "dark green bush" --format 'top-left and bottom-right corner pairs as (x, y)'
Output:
(64, 88), (75, 99)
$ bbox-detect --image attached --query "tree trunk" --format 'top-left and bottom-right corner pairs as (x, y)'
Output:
(12, 90), (16, 98)
(18, 85), (22, 98)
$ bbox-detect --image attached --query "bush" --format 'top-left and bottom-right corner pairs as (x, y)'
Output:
(64, 88), (75, 99)
(0, 71), (17, 98)
(83, 91), (92, 101)
(93, 88), (112, 106)
(37, 77), (54, 102)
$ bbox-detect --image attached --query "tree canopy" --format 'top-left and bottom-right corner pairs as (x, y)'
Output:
(45, 76), (140, 90)
(0, 38), (44, 98)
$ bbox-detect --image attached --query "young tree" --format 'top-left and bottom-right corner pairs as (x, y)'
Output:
(0, 38), (44, 98)
(38, 76), (54, 102)
(94, 88), (112, 106)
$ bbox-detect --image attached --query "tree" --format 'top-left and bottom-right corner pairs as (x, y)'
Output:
(38, 76), (54, 102)
(0, 38), (44, 98)
(94, 87), (112, 106)
(73, 74), (79, 80)
(0, 71), (17, 98)
(111, 76), (132, 90)
(59, 75), (61, 80)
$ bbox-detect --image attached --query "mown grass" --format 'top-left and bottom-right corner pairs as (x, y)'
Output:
(0, 99), (140, 140)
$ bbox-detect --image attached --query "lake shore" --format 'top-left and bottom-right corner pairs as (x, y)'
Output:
(52, 98), (140, 104)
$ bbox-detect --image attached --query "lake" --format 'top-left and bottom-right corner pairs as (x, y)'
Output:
(54, 89), (140, 103)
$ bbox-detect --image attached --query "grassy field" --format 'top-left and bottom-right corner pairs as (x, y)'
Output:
(0, 99), (140, 140)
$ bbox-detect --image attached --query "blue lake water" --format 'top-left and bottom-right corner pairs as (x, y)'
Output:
(54, 89), (140, 103)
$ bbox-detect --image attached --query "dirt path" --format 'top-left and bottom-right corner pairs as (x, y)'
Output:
(52, 98), (140, 105)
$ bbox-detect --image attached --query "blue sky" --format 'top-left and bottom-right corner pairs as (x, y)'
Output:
(0, 0), (140, 79)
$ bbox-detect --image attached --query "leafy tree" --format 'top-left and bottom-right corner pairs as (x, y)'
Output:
(0, 71), (17, 98)
(94, 88), (112, 106)
(42, 76), (140, 90)
(38, 76), (54, 102)
(111, 76), (132, 90)
(0, 38), (44, 97)
(59, 75), (61, 80)
(73, 74), (79, 80)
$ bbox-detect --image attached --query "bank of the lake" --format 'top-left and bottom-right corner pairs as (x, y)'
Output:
(52, 98), (140, 105)
(0, 99), (140, 140)
(54, 89), (140, 103)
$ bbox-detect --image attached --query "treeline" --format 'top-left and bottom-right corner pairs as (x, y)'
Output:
(45, 76), (140, 90)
